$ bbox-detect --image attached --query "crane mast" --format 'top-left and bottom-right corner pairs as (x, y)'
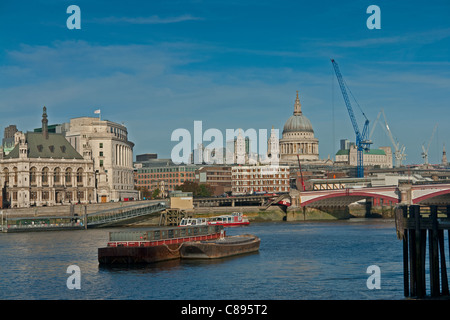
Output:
(422, 124), (438, 165)
(331, 59), (372, 177)
(370, 109), (407, 167)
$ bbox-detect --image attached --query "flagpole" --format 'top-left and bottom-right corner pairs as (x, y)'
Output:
(94, 109), (101, 121)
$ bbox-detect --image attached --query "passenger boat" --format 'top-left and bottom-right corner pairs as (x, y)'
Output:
(277, 199), (291, 206)
(180, 234), (260, 259)
(207, 212), (250, 227)
(98, 225), (224, 264)
(179, 212), (250, 227)
(179, 217), (208, 226)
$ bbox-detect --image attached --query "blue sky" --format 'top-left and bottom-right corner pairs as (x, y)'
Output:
(0, 0), (449, 165)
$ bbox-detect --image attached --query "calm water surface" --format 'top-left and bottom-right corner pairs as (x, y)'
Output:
(0, 219), (405, 300)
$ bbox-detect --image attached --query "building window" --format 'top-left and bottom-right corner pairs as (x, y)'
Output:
(77, 168), (83, 185)
(100, 160), (104, 167)
(13, 167), (18, 185)
(54, 168), (61, 184)
(30, 167), (37, 185)
(42, 167), (49, 185)
(65, 168), (72, 185)
(99, 143), (103, 148)
(3, 168), (9, 185)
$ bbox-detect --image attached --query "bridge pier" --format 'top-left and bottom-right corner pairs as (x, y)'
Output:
(364, 197), (375, 218)
(398, 181), (413, 205)
(285, 209), (299, 222)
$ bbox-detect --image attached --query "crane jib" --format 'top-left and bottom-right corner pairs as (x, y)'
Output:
(331, 59), (372, 178)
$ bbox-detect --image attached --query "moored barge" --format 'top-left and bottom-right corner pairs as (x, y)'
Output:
(98, 225), (224, 264)
(180, 234), (260, 259)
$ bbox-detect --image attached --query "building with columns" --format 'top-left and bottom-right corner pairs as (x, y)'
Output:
(0, 107), (95, 208)
(64, 116), (138, 202)
(279, 92), (319, 164)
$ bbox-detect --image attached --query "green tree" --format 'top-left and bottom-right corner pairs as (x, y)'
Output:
(175, 181), (215, 197)
(135, 186), (151, 199)
(152, 188), (160, 199)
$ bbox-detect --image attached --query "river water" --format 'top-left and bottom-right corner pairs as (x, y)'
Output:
(0, 219), (406, 300)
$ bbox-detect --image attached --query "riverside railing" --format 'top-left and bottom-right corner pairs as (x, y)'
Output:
(86, 202), (167, 227)
(1, 214), (84, 232)
(1, 201), (168, 232)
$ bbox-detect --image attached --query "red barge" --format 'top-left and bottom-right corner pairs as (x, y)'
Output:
(98, 225), (224, 264)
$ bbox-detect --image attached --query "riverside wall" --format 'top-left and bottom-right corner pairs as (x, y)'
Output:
(1, 200), (396, 226)
(191, 204), (395, 222)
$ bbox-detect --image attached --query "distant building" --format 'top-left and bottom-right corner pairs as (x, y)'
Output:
(231, 165), (290, 195)
(264, 126), (280, 165)
(340, 139), (355, 151)
(442, 145), (448, 166)
(335, 145), (393, 168)
(64, 116), (138, 202)
(134, 159), (197, 197)
(195, 166), (232, 196)
(0, 107), (95, 208)
(280, 92), (319, 164)
(136, 153), (157, 162)
(2, 125), (18, 155)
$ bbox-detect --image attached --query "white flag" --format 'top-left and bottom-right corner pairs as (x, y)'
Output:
(94, 109), (101, 114)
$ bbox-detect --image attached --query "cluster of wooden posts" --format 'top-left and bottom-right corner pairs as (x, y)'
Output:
(396, 205), (450, 298)
(159, 209), (191, 226)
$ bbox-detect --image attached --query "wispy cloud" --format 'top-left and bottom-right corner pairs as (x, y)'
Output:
(94, 14), (203, 25)
(1, 37), (449, 164)
(316, 28), (450, 48)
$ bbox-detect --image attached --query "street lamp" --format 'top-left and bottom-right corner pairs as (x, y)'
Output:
(94, 170), (99, 203)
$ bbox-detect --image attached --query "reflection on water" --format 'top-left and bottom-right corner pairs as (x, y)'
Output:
(98, 251), (261, 275)
(0, 220), (405, 300)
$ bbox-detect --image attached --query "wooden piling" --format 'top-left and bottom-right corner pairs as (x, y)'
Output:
(396, 204), (450, 298)
(429, 206), (439, 297)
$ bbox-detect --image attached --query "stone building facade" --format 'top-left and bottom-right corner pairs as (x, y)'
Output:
(0, 108), (95, 208)
(65, 116), (138, 202)
(335, 145), (393, 168)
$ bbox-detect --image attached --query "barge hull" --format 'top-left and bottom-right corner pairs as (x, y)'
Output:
(180, 235), (260, 259)
(98, 243), (181, 264)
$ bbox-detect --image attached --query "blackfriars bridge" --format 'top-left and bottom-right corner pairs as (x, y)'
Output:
(297, 183), (450, 208)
